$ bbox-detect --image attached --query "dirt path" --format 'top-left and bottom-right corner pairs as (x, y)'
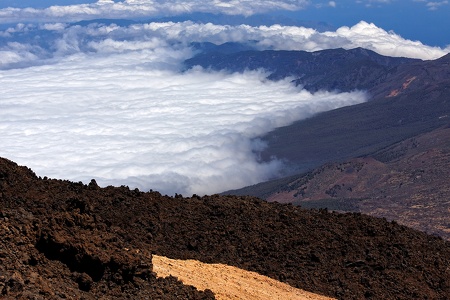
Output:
(152, 255), (335, 300)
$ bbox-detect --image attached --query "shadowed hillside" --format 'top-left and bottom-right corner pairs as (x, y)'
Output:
(185, 47), (417, 93)
(2, 157), (450, 299)
(187, 48), (450, 174)
(258, 52), (450, 171)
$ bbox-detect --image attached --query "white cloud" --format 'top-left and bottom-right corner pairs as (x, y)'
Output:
(0, 0), (310, 23)
(0, 42), (40, 66)
(0, 30), (366, 195)
(314, 1), (336, 8)
(356, 0), (392, 4)
(0, 20), (447, 70)
(410, 0), (449, 10)
(426, 0), (449, 10)
(329, 21), (449, 59)
(39, 22), (67, 31)
(147, 21), (449, 59)
(140, 21), (449, 59)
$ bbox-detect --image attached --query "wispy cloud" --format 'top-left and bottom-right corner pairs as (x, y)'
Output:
(426, 0), (449, 10)
(1, 20), (445, 71)
(314, 1), (337, 8)
(0, 0), (310, 23)
(356, 0), (392, 8)
(412, 0), (449, 9)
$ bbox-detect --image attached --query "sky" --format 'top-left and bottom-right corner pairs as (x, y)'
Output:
(0, 1), (449, 195)
(280, 0), (450, 47)
(0, 0), (448, 46)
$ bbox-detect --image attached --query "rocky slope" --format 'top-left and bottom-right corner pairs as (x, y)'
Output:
(232, 125), (450, 240)
(0, 159), (214, 299)
(2, 157), (450, 299)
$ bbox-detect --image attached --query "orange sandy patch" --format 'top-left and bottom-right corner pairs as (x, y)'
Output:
(387, 76), (417, 97)
(152, 255), (335, 300)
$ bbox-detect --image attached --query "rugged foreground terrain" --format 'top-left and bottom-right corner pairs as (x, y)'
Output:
(2, 157), (450, 299)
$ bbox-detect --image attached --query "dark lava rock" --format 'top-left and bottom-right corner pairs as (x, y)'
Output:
(1, 157), (450, 299)
(0, 158), (214, 299)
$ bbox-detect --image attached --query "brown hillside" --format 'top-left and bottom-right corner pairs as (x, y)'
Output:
(258, 52), (450, 174)
(2, 157), (450, 299)
(264, 125), (450, 239)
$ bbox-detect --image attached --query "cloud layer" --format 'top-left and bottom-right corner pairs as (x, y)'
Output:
(0, 0), (309, 23)
(1, 20), (447, 71)
(0, 45), (366, 195)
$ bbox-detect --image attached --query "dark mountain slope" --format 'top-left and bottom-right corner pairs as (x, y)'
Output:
(184, 47), (418, 93)
(258, 52), (450, 172)
(228, 125), (450, 240)
(2, 158), (450, 299)
(368, 52), (450, 99)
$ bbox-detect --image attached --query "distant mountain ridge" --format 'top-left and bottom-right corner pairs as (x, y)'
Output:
(185, 47), (419, 93)
(258, 52), (450, 167)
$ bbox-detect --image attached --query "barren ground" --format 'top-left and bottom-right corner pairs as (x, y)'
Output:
(152, 255), (335, 300)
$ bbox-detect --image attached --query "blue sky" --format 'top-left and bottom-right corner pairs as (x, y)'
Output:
(0, 1), (448, 46)
(281, 1), (450, 47)
(0, 0), (96, 8)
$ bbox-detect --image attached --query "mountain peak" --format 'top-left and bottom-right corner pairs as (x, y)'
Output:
(437, 52), (450, 62)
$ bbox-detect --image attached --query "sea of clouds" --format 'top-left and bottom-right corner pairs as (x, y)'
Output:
(0, 6), (448, 195)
